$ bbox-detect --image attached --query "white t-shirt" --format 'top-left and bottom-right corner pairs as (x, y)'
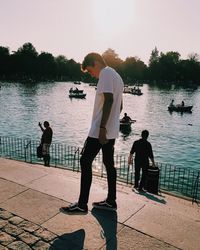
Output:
(88, 67), (124, 139)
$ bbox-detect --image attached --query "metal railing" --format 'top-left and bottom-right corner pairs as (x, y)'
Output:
(0, 136), (199, 202)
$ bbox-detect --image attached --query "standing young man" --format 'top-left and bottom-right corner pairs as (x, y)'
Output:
(38, 121), (53, 166)
(61, 53), (124, 214)
(128, 130), (156, 191)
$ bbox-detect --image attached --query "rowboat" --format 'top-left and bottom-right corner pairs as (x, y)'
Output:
(69, 88), (86, 98)
(69, 88), (83, 94)
(120, 120), (136, 129)
(168, 105), (193, 112)
(69, 92), (86, 99)
(123, 86), (143, 95)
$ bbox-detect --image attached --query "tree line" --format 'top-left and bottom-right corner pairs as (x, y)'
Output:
(0, 43), (200, 85)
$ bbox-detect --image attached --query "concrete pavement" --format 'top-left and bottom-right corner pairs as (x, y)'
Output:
(0, 157), (199, 249)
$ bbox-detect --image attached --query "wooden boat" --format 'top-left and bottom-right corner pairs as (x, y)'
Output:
(120, 119), (136, 129)
(131, 88), (143, 95)
(123, 86), (143, 95)
(69, 88), (83, 94)
(89, 82), (97, 87)
(69, 92), (86, 99)
(69, 88), (86, 98)
(123, 86), (132, 93)
(168, 105), (193, 112)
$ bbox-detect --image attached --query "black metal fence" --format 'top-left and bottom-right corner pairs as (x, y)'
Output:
(0, 136), (199, 202)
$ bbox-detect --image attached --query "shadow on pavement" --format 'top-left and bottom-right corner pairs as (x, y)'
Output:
(138, 191), (167, 204)
(91, 208), (117, 250)
(50, 229), (85, 250)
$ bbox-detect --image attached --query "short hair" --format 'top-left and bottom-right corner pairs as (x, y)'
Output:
(141, 130), (149, 139)
(44, 121), (49, 128)
(82, 52), (106, 71)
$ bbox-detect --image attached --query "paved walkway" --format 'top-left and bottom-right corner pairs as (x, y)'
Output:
(0, 158), (199, 250)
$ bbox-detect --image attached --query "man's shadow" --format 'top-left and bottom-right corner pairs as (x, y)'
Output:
(50, 229), (85, 250)
(137, 190), (166, 204)
(91, 208), (118, 250)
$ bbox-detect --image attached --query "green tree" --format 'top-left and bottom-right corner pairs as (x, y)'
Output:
(158, 51), (181, 81)
(102, 48), (123, 71)
(148, 47), (162, 81)
(1, 42), (200, 84)
(179, 58), (200, 82)
(55, 55), (69, 79)
(16, 42), (38, 57)
(66, 59), (82, 80)
(0, 46), (10, 77)
(149, 46), (159, 65)
(37, 52), (56, 79)
(188, 53), (199, 62)
(122, 57), (147, 83)
(14, 42), (38, 77)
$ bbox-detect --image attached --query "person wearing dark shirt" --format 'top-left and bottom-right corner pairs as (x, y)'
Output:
(170, 99), (174, 107)
(38, 121), (53, 166)
(121, 113), (132, 123)
(128, 130), (155, 191)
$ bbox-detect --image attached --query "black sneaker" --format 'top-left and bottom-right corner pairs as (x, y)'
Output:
(138, 187), (147, 192)
(92, 200), (117, 211)
(132, 186), (139, 192)
(60, 203), (88, 215)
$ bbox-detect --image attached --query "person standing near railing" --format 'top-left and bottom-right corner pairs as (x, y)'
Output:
(61, 52), (124, 214)
(38, 121), (53, 166)
(128, 130), (156, 192)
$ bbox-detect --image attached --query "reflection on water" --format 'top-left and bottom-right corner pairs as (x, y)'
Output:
(0, 81), (200, 170)
(120, 126), (132, 139)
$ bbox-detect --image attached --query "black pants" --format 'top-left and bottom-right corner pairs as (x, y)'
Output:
(43, 155), (50, 166)
(134, 163), (148, 189)
(78, 137), (116, 206)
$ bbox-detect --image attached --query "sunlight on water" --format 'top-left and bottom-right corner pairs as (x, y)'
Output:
(0, 81), (200, 170)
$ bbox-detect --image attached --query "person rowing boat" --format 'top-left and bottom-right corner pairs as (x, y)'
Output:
(120, 113), (136, 124)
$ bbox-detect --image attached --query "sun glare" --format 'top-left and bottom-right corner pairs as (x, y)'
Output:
(91, 0), (135, 37)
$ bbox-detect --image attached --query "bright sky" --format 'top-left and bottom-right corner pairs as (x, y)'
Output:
(0, 0), (200, 64)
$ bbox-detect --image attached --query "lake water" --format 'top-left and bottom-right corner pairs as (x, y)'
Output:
(0, 81), (200, 170)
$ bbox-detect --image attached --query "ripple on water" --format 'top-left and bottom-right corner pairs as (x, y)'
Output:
(0, 81), (200, 170)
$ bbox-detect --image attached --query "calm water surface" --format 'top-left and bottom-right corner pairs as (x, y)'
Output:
(0, 81), (200, 170)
